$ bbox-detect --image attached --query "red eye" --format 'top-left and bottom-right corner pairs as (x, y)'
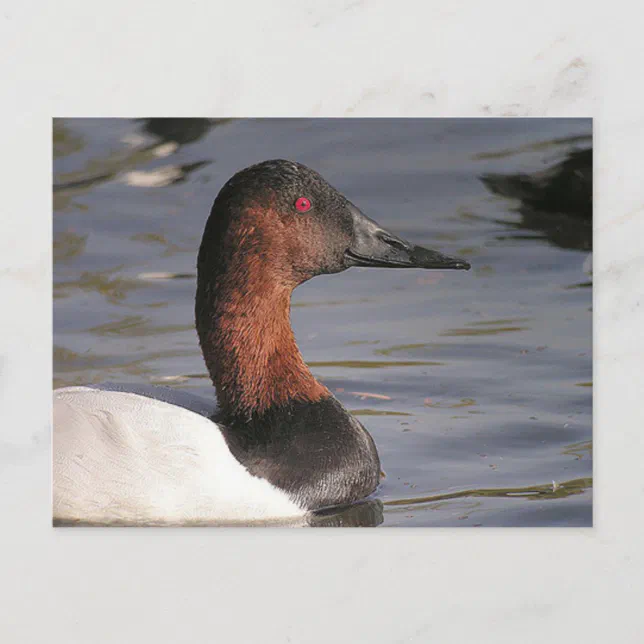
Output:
(295, 197), (312, 212)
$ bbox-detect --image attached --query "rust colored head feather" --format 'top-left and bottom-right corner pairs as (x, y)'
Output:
(196, 159), (470, 419)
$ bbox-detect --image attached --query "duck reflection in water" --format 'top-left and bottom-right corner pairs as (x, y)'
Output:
(481, 147), (592, 252)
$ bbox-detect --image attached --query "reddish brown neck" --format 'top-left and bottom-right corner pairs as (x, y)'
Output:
(197, 263), (329, 418)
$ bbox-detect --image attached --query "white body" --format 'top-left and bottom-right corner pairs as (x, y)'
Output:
(53, 385), (306, 525)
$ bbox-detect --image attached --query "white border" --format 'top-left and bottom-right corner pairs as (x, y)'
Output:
(2, 1), (643, 642)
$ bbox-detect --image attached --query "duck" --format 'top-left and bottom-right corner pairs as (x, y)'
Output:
(53, 159), (470, 526)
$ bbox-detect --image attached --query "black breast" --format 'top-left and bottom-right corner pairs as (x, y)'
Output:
(216, 396), (381, 511)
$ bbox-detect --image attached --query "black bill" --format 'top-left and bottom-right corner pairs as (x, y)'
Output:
(345, 204), (471, 271)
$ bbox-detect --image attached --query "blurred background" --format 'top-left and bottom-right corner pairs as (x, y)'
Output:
(53, 118), (592, 527)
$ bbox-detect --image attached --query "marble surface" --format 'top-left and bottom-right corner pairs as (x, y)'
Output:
(1, 1), (643, 642)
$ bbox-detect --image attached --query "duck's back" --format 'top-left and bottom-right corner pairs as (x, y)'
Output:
(53, 385), (305, 525)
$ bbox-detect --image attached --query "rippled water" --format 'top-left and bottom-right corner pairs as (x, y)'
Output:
(53, 118), (592, 527)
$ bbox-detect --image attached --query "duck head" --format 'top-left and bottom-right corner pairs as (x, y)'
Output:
(198, 159), (470, 287)
(197, 159), (470, 418)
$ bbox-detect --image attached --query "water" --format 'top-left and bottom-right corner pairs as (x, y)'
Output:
(53, 118), (592, 527)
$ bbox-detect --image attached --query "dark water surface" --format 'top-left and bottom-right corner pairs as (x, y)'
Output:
(53, 118), (592, 527)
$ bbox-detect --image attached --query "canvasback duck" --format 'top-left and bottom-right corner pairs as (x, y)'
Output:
(53, 159), (470, 526)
